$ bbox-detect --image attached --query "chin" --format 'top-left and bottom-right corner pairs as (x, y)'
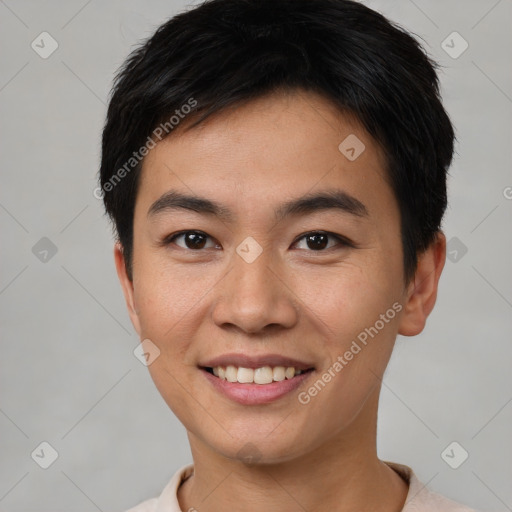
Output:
(194, 425), (318, 466)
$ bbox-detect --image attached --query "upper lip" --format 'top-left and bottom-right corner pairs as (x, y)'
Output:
(200, 353), (314, 371)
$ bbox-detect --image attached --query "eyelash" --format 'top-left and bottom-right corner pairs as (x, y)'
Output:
(161, 230), (354, 252)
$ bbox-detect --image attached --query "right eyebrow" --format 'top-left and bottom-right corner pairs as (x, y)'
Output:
(147, 190), (235, 223)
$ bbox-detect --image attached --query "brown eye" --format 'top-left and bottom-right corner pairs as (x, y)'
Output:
(293, 231), (351, 251)
(165, 231), (218, 250)
(183, 232), (207, 249)
(305, 233), (329, 250)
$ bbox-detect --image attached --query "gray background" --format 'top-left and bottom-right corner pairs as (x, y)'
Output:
(0, 0), (511, 510)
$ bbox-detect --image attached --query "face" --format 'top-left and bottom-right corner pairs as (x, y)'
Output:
(115, 90), (442, 463)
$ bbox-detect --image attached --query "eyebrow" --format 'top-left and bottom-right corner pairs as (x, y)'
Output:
(148, 190), (235, 222)
(275, 189), (368, 221)
(147, 189), (368, 222)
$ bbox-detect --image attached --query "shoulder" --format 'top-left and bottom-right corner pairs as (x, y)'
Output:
(120, 464), (194, 512)
(385, 462), (478, 512)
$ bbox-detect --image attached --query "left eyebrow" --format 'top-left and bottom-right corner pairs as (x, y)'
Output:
(274, 189), (368, 221)
(147, 189), (368, 222)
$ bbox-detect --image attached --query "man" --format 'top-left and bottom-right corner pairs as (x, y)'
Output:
(99, 0), (475, 510)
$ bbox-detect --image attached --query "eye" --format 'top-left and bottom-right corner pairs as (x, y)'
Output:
(292, 231), (352, 251)
(163, 230), (220, 250)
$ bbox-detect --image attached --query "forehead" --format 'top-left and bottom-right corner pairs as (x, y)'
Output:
(136, 90), (393, 222)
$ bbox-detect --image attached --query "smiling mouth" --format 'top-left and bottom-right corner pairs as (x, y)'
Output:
(201, 365), (315, 385)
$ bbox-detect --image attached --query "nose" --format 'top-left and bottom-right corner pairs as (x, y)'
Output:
(211, 245), (299, 334)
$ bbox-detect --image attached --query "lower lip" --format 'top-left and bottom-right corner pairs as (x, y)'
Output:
(200, 368), (314, 405)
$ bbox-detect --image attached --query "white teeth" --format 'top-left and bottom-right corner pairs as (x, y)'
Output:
(237, 367), (254, 383)
(225, 365), (238, 382)
(254, 366), (273, 384)
(210, 365), (308, 384)
(272, 366), (286, 381)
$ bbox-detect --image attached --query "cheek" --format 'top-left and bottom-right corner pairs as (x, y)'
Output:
(293, 262), (401, 393)
(131, 271), (196, 382)
(291, 261), (394, 339)
(133, 258), (207, 332)
(297, 304), (400, 433)
(132, 264), (207, 416)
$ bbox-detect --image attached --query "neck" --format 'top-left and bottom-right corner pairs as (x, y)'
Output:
(177, 389), (408, 512)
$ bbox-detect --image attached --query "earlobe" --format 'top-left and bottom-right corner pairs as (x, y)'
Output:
(397, 231), (446, 337)
(113, 242), (141, 335)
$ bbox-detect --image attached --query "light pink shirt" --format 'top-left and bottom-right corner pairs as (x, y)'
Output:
(125, 462), (477, 512)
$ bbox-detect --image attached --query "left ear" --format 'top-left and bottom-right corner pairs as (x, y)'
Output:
(398, 231), (446, 337)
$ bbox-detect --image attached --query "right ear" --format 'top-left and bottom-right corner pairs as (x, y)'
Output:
(114, 242), (141, 336)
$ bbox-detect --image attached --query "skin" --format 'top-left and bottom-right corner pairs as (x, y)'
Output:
(114, 89), (446, 512)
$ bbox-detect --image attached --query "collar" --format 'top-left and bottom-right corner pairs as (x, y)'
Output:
(153, 461), (473, 512)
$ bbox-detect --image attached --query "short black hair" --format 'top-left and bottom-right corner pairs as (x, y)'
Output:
(99, 0), (455, 283)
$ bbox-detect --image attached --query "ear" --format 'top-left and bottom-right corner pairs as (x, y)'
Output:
(398, 231), (446, 337)
(114, 242), (141, 336)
